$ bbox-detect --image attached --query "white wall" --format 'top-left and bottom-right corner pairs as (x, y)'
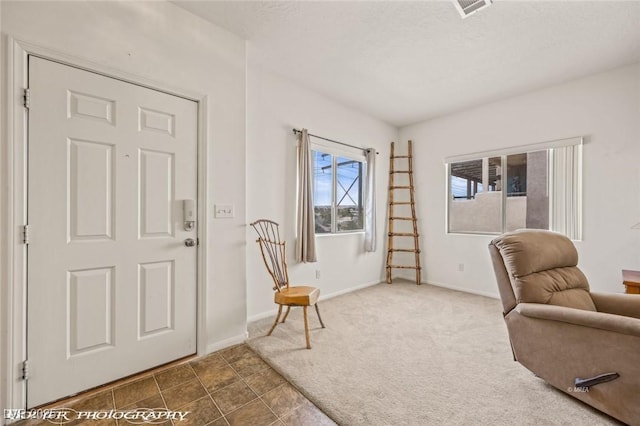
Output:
(1, 0), (247, 385)
(400, 63), (640, 296)
(246, 62), (398, 320)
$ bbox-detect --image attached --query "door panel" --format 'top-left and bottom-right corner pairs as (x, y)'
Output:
(27, 56), (198, 407)
(68, 139), (115, 241)
(139, 150), (174, 238)
(68, 267), (115, 356)
(138, 260), (175, 337)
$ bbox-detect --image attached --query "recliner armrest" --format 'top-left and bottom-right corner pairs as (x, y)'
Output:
(590, 292), (640, 320)
(514, 303), (640, 338)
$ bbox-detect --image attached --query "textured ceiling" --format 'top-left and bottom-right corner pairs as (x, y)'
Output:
(172, 0), (640, 127)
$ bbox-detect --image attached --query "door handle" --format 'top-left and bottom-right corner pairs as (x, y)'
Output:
(184, 238), (197, 247)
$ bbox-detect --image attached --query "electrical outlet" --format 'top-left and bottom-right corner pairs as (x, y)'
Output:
(214, 204), (234, 218)
(315, 270), (321, 279)
(458, 263), (465, 272)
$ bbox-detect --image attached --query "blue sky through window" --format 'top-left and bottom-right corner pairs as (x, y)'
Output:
(313, 151), (332, 206)
(313, 151), (361, 206)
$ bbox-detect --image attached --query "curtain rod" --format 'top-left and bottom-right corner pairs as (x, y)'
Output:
(292, 128), (379, 155)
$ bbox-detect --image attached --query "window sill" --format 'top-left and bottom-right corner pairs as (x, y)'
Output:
(315, 231), (365, 237)
(446, 231), (501, 237)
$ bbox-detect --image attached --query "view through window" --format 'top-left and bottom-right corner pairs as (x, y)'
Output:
(313, 150), (364, 234)
(446, 139), (582, 239)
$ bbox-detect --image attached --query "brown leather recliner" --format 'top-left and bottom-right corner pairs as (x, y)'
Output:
(489, 229), (640, 426)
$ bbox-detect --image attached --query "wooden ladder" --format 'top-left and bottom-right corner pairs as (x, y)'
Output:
(386, 140), (422, 285)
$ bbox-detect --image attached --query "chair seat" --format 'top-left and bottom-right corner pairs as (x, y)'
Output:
(275, 286), (320, 306)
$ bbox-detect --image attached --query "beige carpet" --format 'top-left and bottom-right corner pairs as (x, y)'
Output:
(247, 282), (621, 426)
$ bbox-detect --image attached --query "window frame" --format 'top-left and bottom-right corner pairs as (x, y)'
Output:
(444, 137), (583, 239)
(310, 140), (367, 235)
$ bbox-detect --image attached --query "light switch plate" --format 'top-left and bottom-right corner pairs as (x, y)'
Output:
(214, 204), (234, 218)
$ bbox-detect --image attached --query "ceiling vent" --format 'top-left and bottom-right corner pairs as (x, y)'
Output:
(453, 0), (493, 18)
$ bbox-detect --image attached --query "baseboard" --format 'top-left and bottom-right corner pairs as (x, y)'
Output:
(204, 332), (248, 354)
(247, 309), (277, 323)
(247, 280), (382, 323)
(424, 280), (499, 300)
(320, 280), (381, 301)
(246, 280), (498, 326)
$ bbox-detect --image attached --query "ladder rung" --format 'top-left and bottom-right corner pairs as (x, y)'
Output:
(390, 201), (414, 205)
(389, 186), (413, 189)
(390, 171), (410, 174)
(387, 265), (421, 269)
(391, 155), (411, 159)
(390, 249), (420, 253)
(390, 217), (415, 220)
(388, 232), (419, 237)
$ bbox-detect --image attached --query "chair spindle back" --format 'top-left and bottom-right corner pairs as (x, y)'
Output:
(250, 219), (289, 291)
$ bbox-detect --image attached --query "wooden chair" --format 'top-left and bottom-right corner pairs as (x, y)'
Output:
(250, 219), (325, 349)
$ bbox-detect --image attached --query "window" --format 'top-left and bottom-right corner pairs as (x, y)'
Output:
(313, 149), (365, 234)
(446, 137), (582, 239)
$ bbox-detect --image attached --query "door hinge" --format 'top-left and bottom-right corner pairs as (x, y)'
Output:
(22, 225), (30, 245)
(22, 360), (29, 380)
(23, 88), (31, 109)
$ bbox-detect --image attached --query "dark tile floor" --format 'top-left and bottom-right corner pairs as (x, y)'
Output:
(17, 344), (335, 426)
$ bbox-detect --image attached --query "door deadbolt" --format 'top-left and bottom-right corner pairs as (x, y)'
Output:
(184, 238), (197, 247)
(183, 200), (196, 231)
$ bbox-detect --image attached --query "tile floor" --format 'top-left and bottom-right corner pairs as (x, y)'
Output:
(17, 344), (335, 426)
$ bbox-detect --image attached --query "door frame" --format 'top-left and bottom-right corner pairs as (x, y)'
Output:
(1, 37), (210, 413)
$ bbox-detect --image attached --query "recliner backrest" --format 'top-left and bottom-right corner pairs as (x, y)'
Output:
(490, 229), (596, 311)
(488, 243), (518, 315)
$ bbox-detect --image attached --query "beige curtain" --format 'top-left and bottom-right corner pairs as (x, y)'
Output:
(296, 129), (317, 262)
(364, 148), (376, 252)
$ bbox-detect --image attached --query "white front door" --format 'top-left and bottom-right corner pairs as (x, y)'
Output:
(27, 56), (198, 407)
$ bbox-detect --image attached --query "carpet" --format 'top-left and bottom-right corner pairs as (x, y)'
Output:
(247, 282), (620, 426)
